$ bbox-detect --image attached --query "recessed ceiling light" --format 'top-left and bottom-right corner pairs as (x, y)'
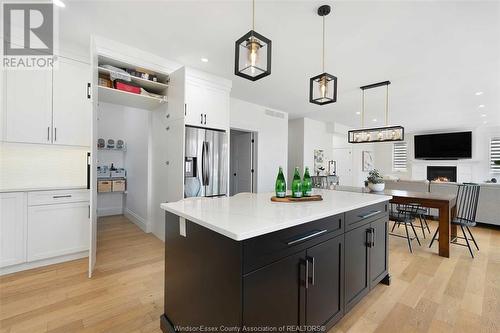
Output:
(201, 58), (208, 63)
(475, 91), (483, 96)
(481, 114), (487, 117)
(478, 104), (485, 108)
(483, 120), (488, 124)
(356, 112), (360, 115)
(372, 118), (377, 122)
(53, 0), (65, 8)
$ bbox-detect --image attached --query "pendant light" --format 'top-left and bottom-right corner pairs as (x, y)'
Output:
(348, 81), (404, 143)
(234, 0), (272, 81)
(309, 5), (337, 105)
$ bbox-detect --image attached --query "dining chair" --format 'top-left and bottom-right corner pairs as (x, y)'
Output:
(429, 183), (481, 258)
(395, 203), (431, 238)
(389, 203), (422, 253)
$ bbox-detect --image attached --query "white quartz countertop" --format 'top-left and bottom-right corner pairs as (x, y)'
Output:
(160, 189), (392, 241)
(0, 186), (88, 193)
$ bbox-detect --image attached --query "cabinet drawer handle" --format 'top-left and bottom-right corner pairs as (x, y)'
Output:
(52, 195), (72, 198)
(286, 229), (328, 246)
(47, 127), (50, 141)
(204, 114), (206, 125)
(358, 210), (381, 219)
(200, 114), (203, 124)
(371, 227), (376, 248)
(366, 228), (373, 248)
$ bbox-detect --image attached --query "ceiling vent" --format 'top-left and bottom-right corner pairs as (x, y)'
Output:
(265, 109), (285, 119)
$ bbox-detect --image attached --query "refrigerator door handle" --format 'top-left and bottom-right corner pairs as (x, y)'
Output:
(201, 141), (206, 186)
(205, 141), (210, 186)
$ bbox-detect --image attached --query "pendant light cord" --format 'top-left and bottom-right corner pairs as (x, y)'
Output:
(252, 0), (255, 31)
(322, 16), (325, 72)
(385, 84), (389, 125)
(362, 90), (365, 128)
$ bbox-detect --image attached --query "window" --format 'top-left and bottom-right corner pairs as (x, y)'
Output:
(491, 137), (500, 173)
(393, 142), (407, 171)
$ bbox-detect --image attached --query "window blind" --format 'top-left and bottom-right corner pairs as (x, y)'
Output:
(393, 142), (407, 171)
(491, 137), (500, 173)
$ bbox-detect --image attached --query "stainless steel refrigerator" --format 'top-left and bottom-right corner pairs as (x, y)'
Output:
(184, 126), (228, 197)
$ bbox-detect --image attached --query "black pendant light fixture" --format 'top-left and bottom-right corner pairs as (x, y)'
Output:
(234, 0), (272, 81)
(309, 5), (337, 105)
(348, 81), (404, 143)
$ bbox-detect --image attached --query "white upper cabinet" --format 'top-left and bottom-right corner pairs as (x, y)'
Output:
(0, 192), (27, 268)
(4, 69), (52, 144)
(185, 81), (206, 126)
(53, 57), (91, 147)
(185, 81), (229, 130)
(2, 57), (91, 147)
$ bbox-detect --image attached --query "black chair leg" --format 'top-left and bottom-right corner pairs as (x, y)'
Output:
(404, 223), (413, 253)
(429, 227), (439, 248)
(418, 216), (426, 239)
(466, 226), (479, 251)
(410, 221), (421, 246)
(460, 225), (474, 258)
(391, 221), (398, 232)
(423, 216), (431, 233)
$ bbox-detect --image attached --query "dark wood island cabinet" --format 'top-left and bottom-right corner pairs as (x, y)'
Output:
(160, 194), (391, 333)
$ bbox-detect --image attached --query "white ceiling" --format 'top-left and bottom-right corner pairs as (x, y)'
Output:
(59, 0), (500, 133)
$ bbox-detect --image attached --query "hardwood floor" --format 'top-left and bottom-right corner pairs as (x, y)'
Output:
(1, 216), (499, 333)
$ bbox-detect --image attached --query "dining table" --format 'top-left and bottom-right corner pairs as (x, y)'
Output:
(383, 189), (457, 258)
(328, 186), (457, 258)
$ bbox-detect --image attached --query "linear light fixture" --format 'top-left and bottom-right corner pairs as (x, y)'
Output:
(348, 81), (405, 143)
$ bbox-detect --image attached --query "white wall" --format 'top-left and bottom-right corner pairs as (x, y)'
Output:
(373, 126), (500, 183)
(97, 102), (149, 228)
(230, 98), (288, 193)
(287, 119), (304, 182)
(0, 143), (88, 191)
(287, 117), (333, 182)
(332, 133), (375, 187)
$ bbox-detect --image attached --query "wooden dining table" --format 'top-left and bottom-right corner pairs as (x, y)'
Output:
(383, 189), (457, 258)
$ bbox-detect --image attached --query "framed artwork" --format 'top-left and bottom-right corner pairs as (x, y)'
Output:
(314, 149), (325, 176)
(362, 151), (374, 171)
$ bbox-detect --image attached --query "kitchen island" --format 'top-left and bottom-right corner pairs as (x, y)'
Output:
(160, 189), (392, 333)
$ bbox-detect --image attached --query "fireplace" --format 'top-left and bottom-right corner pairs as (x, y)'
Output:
(427, 166), (457, 182)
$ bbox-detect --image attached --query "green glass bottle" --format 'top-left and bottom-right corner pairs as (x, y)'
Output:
(302, 166), (312, 197)
(292, 167), (303, 198)
(275, 166), (286, 198)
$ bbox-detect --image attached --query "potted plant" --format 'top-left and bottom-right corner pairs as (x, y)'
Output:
(367, 169), (385, 192)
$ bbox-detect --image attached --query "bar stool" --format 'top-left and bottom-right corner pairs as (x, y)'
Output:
(389, 203), (421, 253)
(429, 183), (481, 258)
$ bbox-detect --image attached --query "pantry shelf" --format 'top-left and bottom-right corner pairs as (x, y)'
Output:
(98, 86), (167, 110)
(98, 66), (168, 94)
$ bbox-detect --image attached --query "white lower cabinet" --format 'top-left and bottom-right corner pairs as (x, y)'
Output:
(0, 189), (90, 274)
(0, 193), (27, 268)
(27, 201), (89, 262)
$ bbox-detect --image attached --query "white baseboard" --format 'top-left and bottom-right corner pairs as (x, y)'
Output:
(0, 251), (88, 276)
(124, 208), (149, 232)
(97, 206), (123, 217)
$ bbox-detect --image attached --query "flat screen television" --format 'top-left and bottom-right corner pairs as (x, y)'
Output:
(414, 131), (472, 160)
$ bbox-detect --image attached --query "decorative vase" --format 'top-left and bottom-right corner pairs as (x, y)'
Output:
(368, 182), (385, 192)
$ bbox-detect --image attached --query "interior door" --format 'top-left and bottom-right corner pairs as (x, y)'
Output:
(4, 69), (52, 144)
(333, 148), (353, 186)
(230, 131), (253, 195)
(89, 37), (98, 278)
(306, 235), (344, 326)
(52, 57), (91, 146)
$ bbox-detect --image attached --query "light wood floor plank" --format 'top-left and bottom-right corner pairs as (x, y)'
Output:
(0, 216), (499, 333)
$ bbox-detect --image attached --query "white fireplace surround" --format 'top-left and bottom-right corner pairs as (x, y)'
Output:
(411, 160), (473, 183)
